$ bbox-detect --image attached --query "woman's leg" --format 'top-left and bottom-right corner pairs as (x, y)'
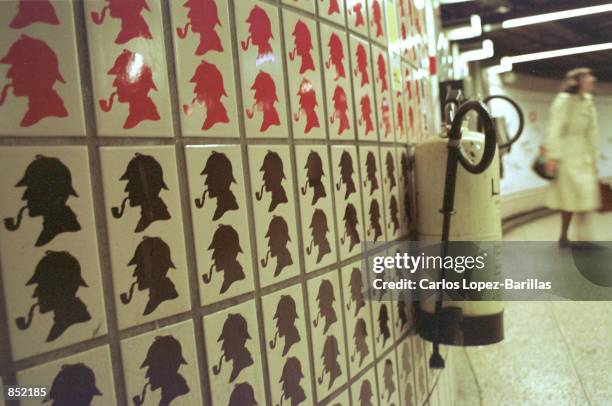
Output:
(560, 211), (573, 241)
(573, 211), (594, 241)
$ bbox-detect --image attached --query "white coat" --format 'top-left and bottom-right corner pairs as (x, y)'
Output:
(544, 92), (600, 212)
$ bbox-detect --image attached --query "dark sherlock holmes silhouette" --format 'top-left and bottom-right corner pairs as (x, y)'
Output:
(294, 78), (320, 134)
(312, 279), (337, 334)
(203, 224), (245, 294)
(176, 0), (223, 56)
(269, 294), (301, 357)
(325, 33), (345, 80)
(213, 313), (254, 383)
(341, 203), (360, 252)
(246, 71), (280, 132)
(336, 151), (356, 200)
(318, 335), (341, 389)
(183, 61), (229, 130)
(121, 236), (178, 315)
(396, 290), (411, 332)
(309, 160), (331, 202)
(383, 359), (396, 402)
(368, 199), (383, 242)
(351, 318), (369, 367)
(133, 335), (190, 406)
(261, 216), (293, 277)
(278, 357), (306, 406)
(194, 151), (238, 220)
(4, 155), (80, 246)
(402, 341), (412, 376)
(91, 0), (152, 44)
(47, 363), (101, 406)
(346, 267), (365, 316)
(229, 382), (258, 406)
(363, 151), (379, 195)
(99, 50), (160, 129)
(377, 304), (390, 345)
(112, 153), (171, 233)
(289, 20), (315, 74)
(330, 85), (350, 135)
(255, 151), (288, 212)
(385, 151), (397, 191)
(10, 0), (59, 29)
(388, 195), (400, 235)
(16, 251), (90, 342)
(307, 209), (331, 264)
(0, 35), (68, 127)
(359, 379), (374, 406)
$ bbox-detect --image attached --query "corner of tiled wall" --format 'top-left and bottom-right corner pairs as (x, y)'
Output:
(0, 0), (450, 405)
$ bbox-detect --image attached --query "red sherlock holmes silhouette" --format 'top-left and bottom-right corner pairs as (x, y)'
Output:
(0, 35), (68, 127)
(241, 5), (274, 65)
(91, 0), (153, 44)
(370, 0), (383, 38)
(9, 0), (59, 29)
(289, 20), (315, 74)
(246, 71), (280, 132)
(321, 0), (340, 16)
(354, 44), (369, 87)
(294, 78), (320, 134)
(325, 33), (345, 81)
(183, 61), (229, 130)
(376, 54), (388, 92)
(99, 49), (160, 129)
(350, 3), (365, 27)
(380, 96), (392, 138)
(396, 92), (405, 137)
(330, 85), (349, 136)
(359, 95), (374, 135)
(176, 0), (223, 56)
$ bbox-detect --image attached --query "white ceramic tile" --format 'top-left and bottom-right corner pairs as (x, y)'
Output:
(350, 35), (378, 141)
(373, 46), (395, 143)
(328, 388), (351, 405)
(17, 346), (115, 406)
(122, 321), (202, 406)
(203, 300), (265, 406)
(318, 0), (347, 27)
(185, 145), (255, 305)
(282, 0), (316, 14)
(307, 271), (347, 400)
(170, 0), (239, 137)
(368, 0), (387, 46)
(236, 1), (288, 138)
(248, 146), (299, 287)
(320, 23), (355, 140)
(284, 11), (327, 140)
(85, 0), (173, 136)
(0, 147), (106, 360)
(346, 0), (368, 36)
(296, 145), (337, 272)
(331, 145), (365, 260)
(377, 354), (401, 406)
(262, 285), (313, 406)
(350, 367), (379, 406)
(360, 146), (386, 243)
(342, 262), (375, 377)
(0, 1), (85, 136)
(100, 146), (190, 329)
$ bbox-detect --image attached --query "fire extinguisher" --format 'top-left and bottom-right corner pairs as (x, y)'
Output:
(414, 90), (503, 368)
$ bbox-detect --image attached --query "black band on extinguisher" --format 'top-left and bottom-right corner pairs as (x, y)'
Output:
(417, 308), (504, 346)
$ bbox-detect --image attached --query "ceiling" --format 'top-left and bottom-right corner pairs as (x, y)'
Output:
(440, 0), (612, 81)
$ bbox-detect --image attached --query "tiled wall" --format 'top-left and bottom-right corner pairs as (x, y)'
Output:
(0, 0), (451, 405)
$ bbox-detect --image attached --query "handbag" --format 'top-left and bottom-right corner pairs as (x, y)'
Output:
(532, 152), (557, 180)
(599, 181), (612, 213)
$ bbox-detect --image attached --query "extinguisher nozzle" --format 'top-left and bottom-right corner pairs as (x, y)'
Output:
(429, 352), (445, 369)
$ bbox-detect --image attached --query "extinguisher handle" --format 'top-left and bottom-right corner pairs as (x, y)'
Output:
(450, 100), (497, 175)
(482, 94), (525, 149)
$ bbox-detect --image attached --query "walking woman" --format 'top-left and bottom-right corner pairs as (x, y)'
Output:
(544, 67), (600, 245)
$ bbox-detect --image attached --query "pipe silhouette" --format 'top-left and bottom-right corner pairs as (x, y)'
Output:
(0, 84), (12, 106)
(120, 281), (137, 304)
(300, 181), (309, 195)
(255, 184), (265, 201)
(112, 197), (129, 219)
(182, 97), (197, 115)
(241, 36), (251, 51)
(306, 239), (314, 255)
(335, 180), (341, 191)
(15, 303), (38, 330)
(289, 49), (297, 61)
(99, 92), (117, 112)
(176, 22), (191, 38)
(260, 250), (271, 267)
(312, 311), (320, 327)
(194, 189), (208, 209)
(132, 382), (150, 406)
(202, 263), (214, 284)
(212, 354), (224, 375)
(4, 205), (26, 231)
(269, 331), (278, 349)
(90, 6), (109, 24)
(340, 230), (346, 244)
(317, 369), (325, 384)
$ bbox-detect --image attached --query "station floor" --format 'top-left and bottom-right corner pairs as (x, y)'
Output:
(454, 211), (612, 406)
